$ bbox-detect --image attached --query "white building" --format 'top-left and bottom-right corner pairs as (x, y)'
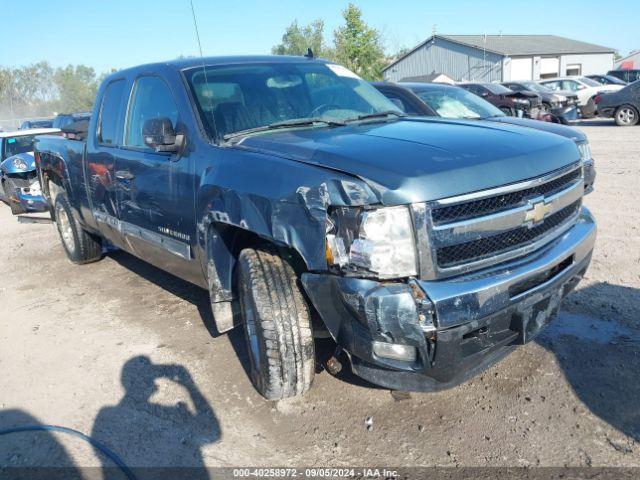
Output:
(383, 35), (616, 83)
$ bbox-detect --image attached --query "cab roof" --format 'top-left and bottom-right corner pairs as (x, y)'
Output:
(114, 55), (331, 76)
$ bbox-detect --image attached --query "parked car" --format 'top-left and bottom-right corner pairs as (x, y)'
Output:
(607, 69), (640, 84)
(457, 82), (541, 118)
(586, 74), (627, 86)
(538, 76), (623, 117)
(20, 118), (54, 130)
(595, 80), (640, 126)
(501, 81), (579, 123)
(35, 56), (595, 399)
(0, 128), (59, 213)
(52, 112), (91, 130)
(373, 82), (595, 193)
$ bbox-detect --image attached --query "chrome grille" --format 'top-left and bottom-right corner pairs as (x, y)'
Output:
(436, 200), (581, 268)
(414, 162), (585, 280)
(431, 165), (582, 225)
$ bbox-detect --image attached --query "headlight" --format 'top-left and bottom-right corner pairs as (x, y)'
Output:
(577, 141), (592, 162)
(12, 157), (28, 170)
(326, 205), (418, 278)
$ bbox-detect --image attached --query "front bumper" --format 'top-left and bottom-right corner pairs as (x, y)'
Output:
(302, 207), (596, 391)
(551, 105), (579, 123)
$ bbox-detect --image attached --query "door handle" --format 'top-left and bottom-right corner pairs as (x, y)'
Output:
(115, 170), (135, 180)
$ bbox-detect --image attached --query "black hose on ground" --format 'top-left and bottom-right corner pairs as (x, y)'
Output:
(0, 424), (137, 480)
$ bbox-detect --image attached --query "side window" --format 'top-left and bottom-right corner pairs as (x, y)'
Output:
(125, 76), (179, 150)
(542, 81), (559, 91)
(562, 80), (580, 91)
(98, 79), (126, 145)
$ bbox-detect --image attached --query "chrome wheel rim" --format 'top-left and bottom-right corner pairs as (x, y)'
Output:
(57, 207), (75, 253)
(617, 108), (636, 125)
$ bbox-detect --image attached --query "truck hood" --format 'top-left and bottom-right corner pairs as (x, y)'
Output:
(237, 118), (580, 205)
(486, 116), (586, 142)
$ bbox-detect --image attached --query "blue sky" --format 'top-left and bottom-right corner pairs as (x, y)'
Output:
(2, 0), (637, 73)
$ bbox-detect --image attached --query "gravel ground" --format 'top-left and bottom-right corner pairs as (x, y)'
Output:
(0, 119), (638, 473)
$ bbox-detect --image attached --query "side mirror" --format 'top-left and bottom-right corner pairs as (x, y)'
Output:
(142, 117), (185, 154)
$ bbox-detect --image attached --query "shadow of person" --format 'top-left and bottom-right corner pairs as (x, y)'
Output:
(91, 356), (220, 480)
(536, 282), (640, 443)
(0, 409), (83, 479)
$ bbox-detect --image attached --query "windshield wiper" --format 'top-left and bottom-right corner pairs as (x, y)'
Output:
(223, 117), (346, 142)
(344, 110), (406, 123)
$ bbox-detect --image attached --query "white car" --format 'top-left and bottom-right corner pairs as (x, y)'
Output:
(538, 76), (623, 118)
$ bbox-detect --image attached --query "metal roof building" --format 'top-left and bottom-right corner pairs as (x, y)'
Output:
(383, 35), (616, 83)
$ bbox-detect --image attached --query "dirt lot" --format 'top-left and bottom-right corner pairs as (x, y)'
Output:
(1, 120), (639, 472)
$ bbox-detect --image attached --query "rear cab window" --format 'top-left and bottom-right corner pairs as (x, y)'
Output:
(97, 79), (126, 146)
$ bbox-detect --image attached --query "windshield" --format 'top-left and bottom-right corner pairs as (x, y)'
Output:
(578, 77), (601, 87)
(2, 135), (35, 159)
(414, 87), (504, 119)
(484, 83), (513, 95)
(522, 82), (552, 93)
(604, 75), (627, 85)
(185, 62), (402, 139)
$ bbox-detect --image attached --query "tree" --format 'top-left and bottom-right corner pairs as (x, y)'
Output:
(272, 19), (333, 59)
(333, 4), (386, 80)
(0, 62), (105, 127)
(53, 65), (99, 113)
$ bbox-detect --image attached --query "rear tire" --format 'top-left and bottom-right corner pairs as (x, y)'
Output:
(2, 179), (25, 214)
(614, 105), (639, 126)
(237, 247), (315, 400)
(54, 192), (102, 264)
(581, 98), (597, 119)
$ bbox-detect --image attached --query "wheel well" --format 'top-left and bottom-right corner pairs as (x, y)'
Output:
(617, 104), (639, 112)
(205, 222), (314, 333)
(211, 223), (309, 277)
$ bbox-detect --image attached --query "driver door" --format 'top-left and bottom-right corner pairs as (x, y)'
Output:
(115, 75), (196, 276)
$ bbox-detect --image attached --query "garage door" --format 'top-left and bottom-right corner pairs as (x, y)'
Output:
(540, 57), (560, 78)
(511, 58), (532, 80)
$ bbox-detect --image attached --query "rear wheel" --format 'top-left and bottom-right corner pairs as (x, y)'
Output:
(54, 192), (102, 264)
(615, 105), (639, 126)
(2, 179), (24, 214)
(581, 98), (597, 119)
(237, 247), (315, 400)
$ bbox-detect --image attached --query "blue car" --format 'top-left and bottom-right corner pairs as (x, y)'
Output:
(0, 128), (59, 214)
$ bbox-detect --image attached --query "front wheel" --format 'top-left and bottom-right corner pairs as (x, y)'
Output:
(237, 247), (315, 400)
(54, 192), (102, 264)
(615, 105), (639, 126)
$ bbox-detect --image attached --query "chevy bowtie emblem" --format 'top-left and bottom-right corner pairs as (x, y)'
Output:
(524, 198), (552, 226)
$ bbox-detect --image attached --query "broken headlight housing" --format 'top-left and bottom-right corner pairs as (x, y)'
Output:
(326, 205), (418, 279)
(12, 157), (28, 171)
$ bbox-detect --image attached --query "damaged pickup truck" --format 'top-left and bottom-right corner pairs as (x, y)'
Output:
(35, 56), (596, 399)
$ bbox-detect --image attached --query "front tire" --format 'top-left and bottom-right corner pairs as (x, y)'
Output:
(54, 192), (102, 264)
(237, 247), (315, 400)
(615, 105), (639, 126)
